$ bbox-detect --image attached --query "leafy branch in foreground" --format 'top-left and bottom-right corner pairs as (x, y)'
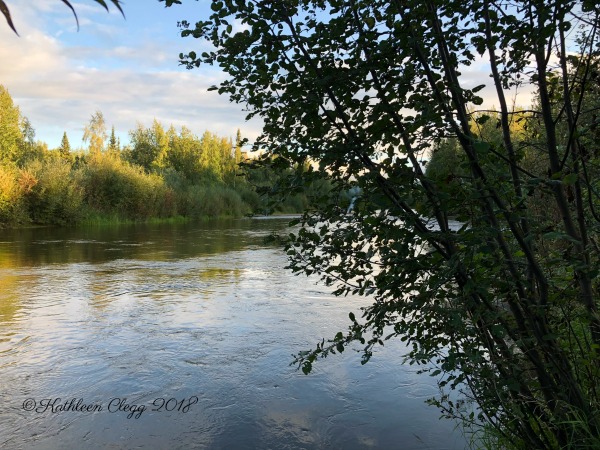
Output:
(0, 0), (124, 35)
(172, 0), (600, 448)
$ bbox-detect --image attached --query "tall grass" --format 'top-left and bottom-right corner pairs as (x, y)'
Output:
(78, 214), (189, 226)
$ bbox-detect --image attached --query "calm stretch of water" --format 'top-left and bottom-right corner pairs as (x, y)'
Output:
(0, 218), (467, 449)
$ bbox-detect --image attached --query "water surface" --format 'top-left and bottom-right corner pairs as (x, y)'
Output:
(0, 219), (467, 449)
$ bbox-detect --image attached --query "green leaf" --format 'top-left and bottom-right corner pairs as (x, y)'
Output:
(543, 231), (580, 244)
(301, 361), (312, 375)
(562, 173), (578, 185)
(473, 141), (490, 153)
(475, 114), (490, 125)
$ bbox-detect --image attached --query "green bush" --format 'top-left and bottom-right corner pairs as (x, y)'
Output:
(0, 165), (29, 226)
(80, 152), (170, 219)
(24, 158), (84, 225)
(182, 184), (248, 218)
(235, 184), (262, 213)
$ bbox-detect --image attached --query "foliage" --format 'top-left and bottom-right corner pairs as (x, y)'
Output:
(107, 126), (119, 154)
(423, 138), (470, 218)
(0, 86), (321, 227)
(126, 120), (177, 172)
(127, 121), (167, 172)
(58, 131), (72, 162)
(0, 85), (24, 164)
(82, 110), (107, 155)
(0, 164), (28, 225)
(166, 127), (236, 183)
(24, 158), (84, 224)
(0, 85), (46, 166)
(234, 128), (243, 166)
(241, 155), (332, 214)
(80, 151), (172, 219)
(174, 0), (600, 447)
(180, 184), (249, 219)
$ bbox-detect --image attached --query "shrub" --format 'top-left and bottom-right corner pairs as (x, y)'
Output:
(24, 158), (84, 224)
(0, 165), (28, 225)
(182, 184), (248, 218)
(80, 152), (170, 219)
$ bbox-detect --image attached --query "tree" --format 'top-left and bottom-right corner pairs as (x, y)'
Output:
(166, 125), (204, 182)
(151, 119), (170, 170)
(234, 128), (243, 165)
(199, 130), (236, 181)
(0, 85), (23, 164)
(0, 86), (44, 165)
(107, 126), (119, 154)
(18, 116), (39, 164)
(423, 137), (470, 218)
(128, 123), (157, 171)
(174, 0), (600, 447)
(58, 132), (72, 161)
(82, 110), (106, 155)
(0, 0), (124, 35)
(127, 120), (171, 172)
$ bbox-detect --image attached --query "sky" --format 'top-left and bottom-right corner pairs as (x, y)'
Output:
(0, 0), (260, 149)
(0, 1), (537, 151)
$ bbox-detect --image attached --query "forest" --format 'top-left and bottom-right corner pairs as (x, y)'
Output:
(0, 85), (326, 227)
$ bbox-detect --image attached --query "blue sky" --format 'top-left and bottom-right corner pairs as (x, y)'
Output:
(0, 1), (539, 151)
(0, 1), (260, 149)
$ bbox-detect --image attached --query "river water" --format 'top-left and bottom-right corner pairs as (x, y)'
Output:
(0, 218), (468, 449)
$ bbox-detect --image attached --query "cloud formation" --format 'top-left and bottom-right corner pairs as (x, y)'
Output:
(0, 2), (536, 151)
(0, 2), (261, 149)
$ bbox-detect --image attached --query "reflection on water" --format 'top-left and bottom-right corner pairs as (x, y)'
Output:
(0, 218), (467, 449)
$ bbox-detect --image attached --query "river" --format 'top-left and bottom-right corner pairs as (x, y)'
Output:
(0, 218), (468, 449)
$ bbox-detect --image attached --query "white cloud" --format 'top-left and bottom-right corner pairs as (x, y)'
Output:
(458, 52), (537, 112)
(2, 2), (539, 153)
(0, 2), (262, 149)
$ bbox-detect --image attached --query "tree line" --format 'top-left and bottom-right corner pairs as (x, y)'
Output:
(0, 85), (322, 227)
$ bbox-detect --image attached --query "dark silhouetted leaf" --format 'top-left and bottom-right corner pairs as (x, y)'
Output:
(0, 0), (18, 35)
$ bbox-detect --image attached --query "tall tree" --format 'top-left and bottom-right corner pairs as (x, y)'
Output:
(173, 0), (600, 447)
(17, 116), (39, 165)
(58, 131), (72, 160)
(0, 85), (23, 164)
(234, 129), (243, 165)
(151, 119), (170, 170)
(127, 120), (169, 172)
(107, 126), (119, 153)
(82, 110), (106, 155)
(166, 125), (203, 182)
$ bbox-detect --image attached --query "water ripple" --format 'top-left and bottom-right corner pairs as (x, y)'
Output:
(0, 220), (468, 450)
